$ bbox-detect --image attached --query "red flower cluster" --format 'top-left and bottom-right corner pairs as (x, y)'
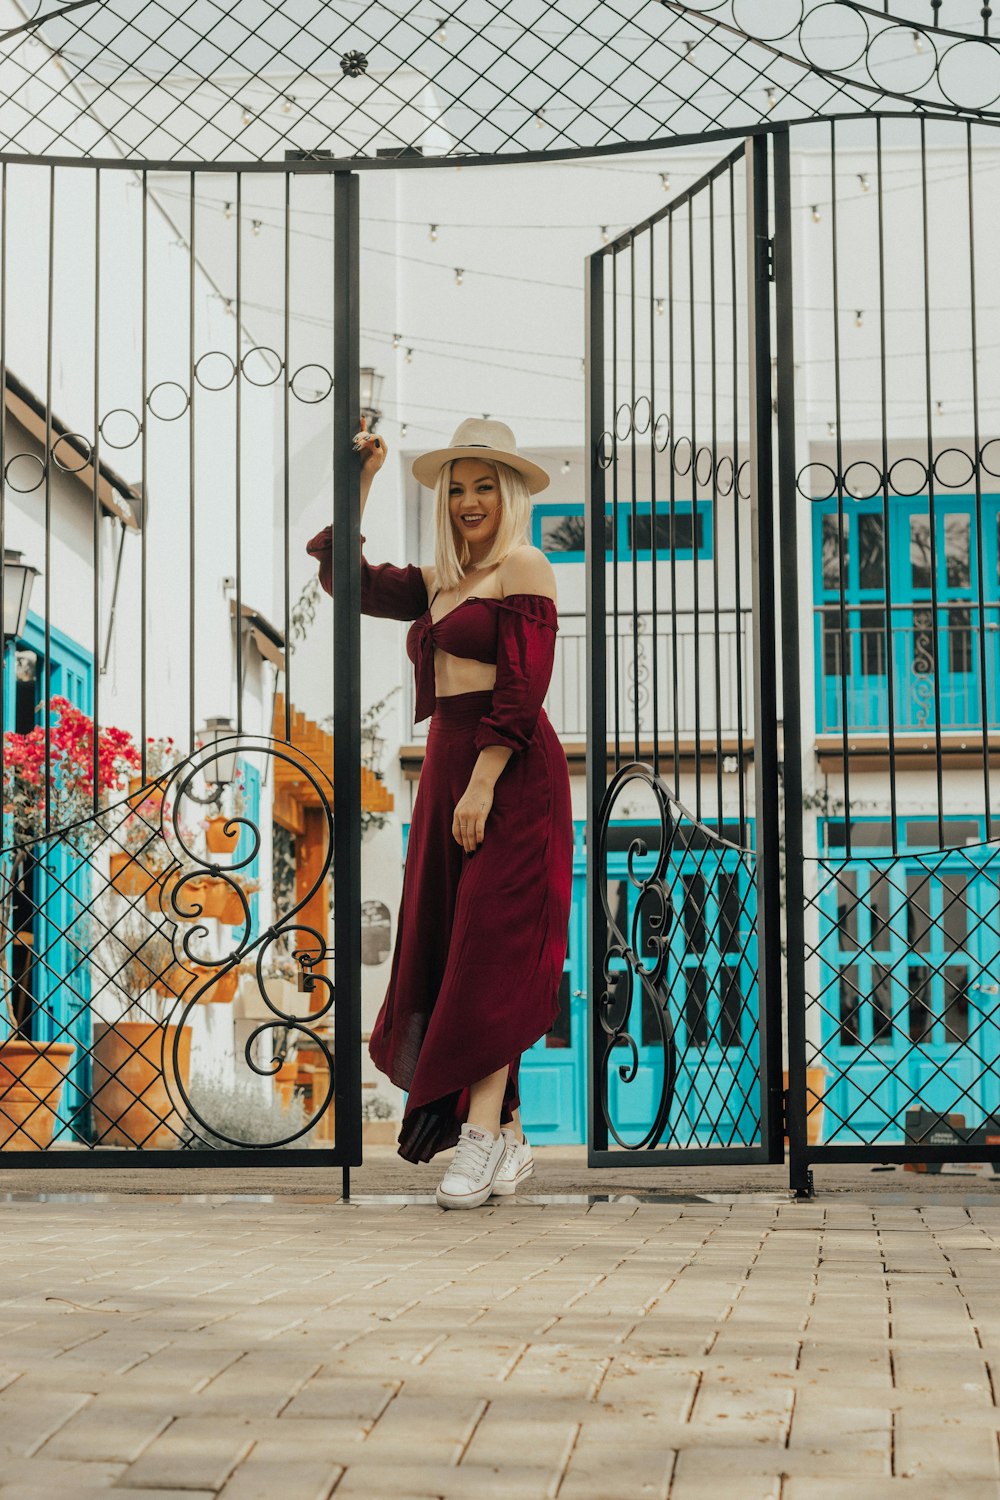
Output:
(3, 696), (140, 835)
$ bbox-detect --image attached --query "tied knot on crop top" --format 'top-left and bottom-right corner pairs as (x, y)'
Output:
(305, 526), (558, 754)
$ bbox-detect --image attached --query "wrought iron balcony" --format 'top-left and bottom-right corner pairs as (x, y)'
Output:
(816, 604), (1000, 734)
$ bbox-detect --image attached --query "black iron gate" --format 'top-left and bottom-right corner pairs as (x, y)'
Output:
(0, 166), (362, 1181)
(586, 138), (785, 1167)
(588, 119), (1000, 1189)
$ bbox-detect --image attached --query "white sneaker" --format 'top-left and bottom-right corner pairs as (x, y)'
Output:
(435, 1123), (505, 1210)
(490, 1127), (534, 1196)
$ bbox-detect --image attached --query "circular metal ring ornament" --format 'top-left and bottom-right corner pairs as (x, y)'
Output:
(653, 413), (670, 453)
(736, 458), (752, 500)
(865, 24), (937, 94)
(597, 430), (615, 470)
(933, 446), (976, 490)
(99, 407), (142, 450)
(240, 345), (283, 387)
(147, 381), (190, 421)
(716, 454), (735, 496)
(796, 461), (837, 501)
(937, 39), (1000, 112)
(671, 435), (693, 477)
(194, 350), (237, 392)
(731, 0), (803, 43)
(51, 433), (92, 474)
(632, 394), (651, 435)
(695, 445), (714, 488)
(843, 460), (882, 500)
(4, 452), (45, 493)
(980, 439), (1000, 480)
(615, 402), (633, 442)
(289, 363), (333, 403)
(799, 2), (869, 72)
(888, 456), (928, 497)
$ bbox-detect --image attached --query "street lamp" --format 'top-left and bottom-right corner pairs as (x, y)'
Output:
(3, 549), (40, 642)
(360, 367), (384, 431)
(197, 716), (240, 786)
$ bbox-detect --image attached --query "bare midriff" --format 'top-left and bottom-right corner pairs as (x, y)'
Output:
(433, 647), (497, 698)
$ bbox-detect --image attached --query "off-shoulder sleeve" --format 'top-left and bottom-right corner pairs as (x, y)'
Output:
(305, 527), (428, 621)
(473, 595), (558, 755)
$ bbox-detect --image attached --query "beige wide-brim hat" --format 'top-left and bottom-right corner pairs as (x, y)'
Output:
(411, 417), (550, 495)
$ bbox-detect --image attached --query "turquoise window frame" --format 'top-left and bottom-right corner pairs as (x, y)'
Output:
(532, 499), (714, 565)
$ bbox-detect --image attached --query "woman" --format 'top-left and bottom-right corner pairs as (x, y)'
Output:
(307, 416), (573, 1209)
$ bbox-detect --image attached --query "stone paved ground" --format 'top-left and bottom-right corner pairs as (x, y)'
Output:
(1, 1191), (999, 1499)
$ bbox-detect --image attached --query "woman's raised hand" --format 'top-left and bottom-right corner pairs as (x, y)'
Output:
(352, 415), (388, 493)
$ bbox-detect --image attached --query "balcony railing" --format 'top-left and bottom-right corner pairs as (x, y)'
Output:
(407, 610), (755, 743)
(816, 604), (1000, 734)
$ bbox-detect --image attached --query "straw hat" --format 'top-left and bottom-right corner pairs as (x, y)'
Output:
(411, 417), (550, 495)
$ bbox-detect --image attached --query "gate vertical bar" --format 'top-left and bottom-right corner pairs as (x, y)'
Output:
(332, 170), (363, 1193)
(772, 129), (809, 1195)
(746, 135), (784, 1162)
(586, 248), (608, 1159)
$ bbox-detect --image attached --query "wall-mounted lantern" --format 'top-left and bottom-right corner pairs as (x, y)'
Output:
(3, 549), (40, 643)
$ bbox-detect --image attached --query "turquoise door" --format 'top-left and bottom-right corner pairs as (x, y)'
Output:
(819, 819), (998, 1143)
(602, 821), (760, 1149)
(4, 614), (95, 1142)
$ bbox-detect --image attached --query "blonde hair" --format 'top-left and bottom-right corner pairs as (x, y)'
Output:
(432, 458), (532, 592)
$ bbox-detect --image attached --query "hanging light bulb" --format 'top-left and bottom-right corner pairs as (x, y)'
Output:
(827, 421), (835, 438)
(535, 108), (546, 128)
(660, 172), (670, 192)
(683, 39), (695, 56)
(811, 204), (821, 223)
(855, 309), (864, 328)
(224, 299), (235, 317)
(482, 412), (491, 422)
(454, 267), (464, 286)
(252, 219), (262, 236)
(858, 173), (870, 193)
(434, 17), (448, 42)
(223, 201), (233, 220)
(655, 298), (664, 316)
(912, 29), (924, 53)
(241, 104), (252, 125)
(392, 332), (402, 349)
(429, 223), (438, 242)
(400, 423), (408, 438)
(405, 348), (414, 364)
(936, 400), (944, 415)
(765, 87), (777, 111)
(600, 226), (610, 244)
(282, 95), (295, 113)
(561, 460), (571, 475)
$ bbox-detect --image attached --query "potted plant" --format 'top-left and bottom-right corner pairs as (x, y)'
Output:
(204, 764), (246, 855)
(1, 697), (140, 1150)
(89, 916), (193, 1149)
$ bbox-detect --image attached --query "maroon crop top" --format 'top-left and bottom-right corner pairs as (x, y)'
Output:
(305, 526), (558, 753)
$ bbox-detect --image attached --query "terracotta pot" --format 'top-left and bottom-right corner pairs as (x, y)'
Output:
(109, 850), (160, 900)
(127, 774), (170, 813)
(0, 1040), (75, 1150)
(783, 1067), (826, 1148)
(193, 877), (247, 926)
(153, 959), (197, 1000)
(186, 965), (239, 1005)
(205, 814), (240, 854)
(145, 866), (182, 915)
(91, 1021), (192, 1149)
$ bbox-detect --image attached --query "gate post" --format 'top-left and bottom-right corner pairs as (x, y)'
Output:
(332, 171), (363, 1194)
(746, 135), (785, 1164)
(771, 130), (810, 1197)
(585, 249), (608, 1160)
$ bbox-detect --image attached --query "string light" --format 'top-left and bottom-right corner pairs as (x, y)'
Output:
(683, 39), (695, 56)
(912, 29), (924, 53)
(392, 332), (402, 349)
(223, 202), (233, 220)
(561, 460), (571, 475)
(241, 104), (252, 125)
(660, 173), (670, 192)
(535, 109), (546, 128)
(827, 421), (835, 438)
(858, 173), (870, 193)
(429, 223), (438, 242)
(655, 298), (664, 316)
(454, 267), (464, 286)
(405, 348), (414, 364)
(765, 87), (777, 111)
(252, 219), (262, 236)
(400, 423), (408, 437)
(855, 309), (864, 328)
(811, 204), (821, 223)
(282, 95), (295, 112)
(434, 17), (448, 42)
(600, 226), (610, 244)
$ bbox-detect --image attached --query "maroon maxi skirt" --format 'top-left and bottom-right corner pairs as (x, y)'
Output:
(369, 689), (573, 1163)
